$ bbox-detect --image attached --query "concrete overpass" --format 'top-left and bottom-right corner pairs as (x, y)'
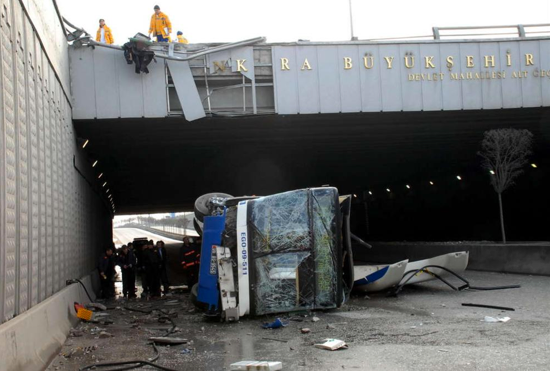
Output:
(70, 29), (550, 240)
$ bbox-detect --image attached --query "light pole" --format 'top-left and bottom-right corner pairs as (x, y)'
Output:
(349, 0), (358, 41)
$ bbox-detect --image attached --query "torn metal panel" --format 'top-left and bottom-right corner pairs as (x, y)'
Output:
(216, 246), (239, 321)
(167, 60), (206, 121)
(231, 47), (255, 81)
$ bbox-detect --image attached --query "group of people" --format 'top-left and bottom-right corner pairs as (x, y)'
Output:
(95, 5), (189, 45)
(98, 240), (170, 299)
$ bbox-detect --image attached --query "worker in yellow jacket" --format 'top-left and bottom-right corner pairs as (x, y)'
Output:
(96, 19), (114, 44)
(148, 5), (172, 42)
(176, 31), (188, 44)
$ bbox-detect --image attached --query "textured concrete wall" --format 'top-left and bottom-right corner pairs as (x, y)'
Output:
(0, 0), (111, 324)
(0, 274), (96, 371)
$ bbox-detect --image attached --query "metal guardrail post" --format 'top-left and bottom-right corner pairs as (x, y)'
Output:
(518, 25), (526, 38)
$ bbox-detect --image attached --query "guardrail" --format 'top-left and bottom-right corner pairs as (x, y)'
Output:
(433, 24), (550, 39)
(365, 24), (550, 42)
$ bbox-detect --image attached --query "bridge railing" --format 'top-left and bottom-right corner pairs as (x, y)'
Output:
(432, 24), (550, 40)
(366, 24), (550, 41)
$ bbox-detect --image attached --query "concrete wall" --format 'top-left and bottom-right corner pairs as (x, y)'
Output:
(0, 0), (111, 324)
(0, 273), (96, 371)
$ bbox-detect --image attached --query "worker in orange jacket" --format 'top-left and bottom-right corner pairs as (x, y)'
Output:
(176, 31), (189, 44)
(96, 19), (114, 44)
(148, 5), (172, 42)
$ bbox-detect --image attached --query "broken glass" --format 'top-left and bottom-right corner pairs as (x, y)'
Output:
(247, 188), (341, 315)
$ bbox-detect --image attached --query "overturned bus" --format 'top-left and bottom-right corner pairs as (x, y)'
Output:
(191, 187), (355, 321)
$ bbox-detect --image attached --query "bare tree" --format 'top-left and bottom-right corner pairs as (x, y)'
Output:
(478, 128), (533, 243)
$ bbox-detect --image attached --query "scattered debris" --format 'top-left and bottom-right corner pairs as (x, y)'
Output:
(98, 331), (113, 338)
(89, 327), (106, 336)
(262, 337), (288, 343)
(124, 306), (153, 314)
(311, 316), (320, 322)
(181, 348), (193, 354)
(230, 361), (282, 370)
(483, 316), (511, 323)
(326, 324), (336, 330)
(149, 337), (188, 345)
(69, 329), (84, 337)
(463, 303), (515, 311)
(314, 339), (348, 351)
(86, 303), (107, 311)
(262, 318), (287, 329)
(76, 307), (94, 321)
(301, 328), (311, 334)
(288, 316), (305, 322)
(438, 349), (450, 353)
(363, 295), (371, 300)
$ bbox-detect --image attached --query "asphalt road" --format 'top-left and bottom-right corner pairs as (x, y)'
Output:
(48, 271), (550, 371)
(113, 227), (186, 286)
(113, 227), (183, 246)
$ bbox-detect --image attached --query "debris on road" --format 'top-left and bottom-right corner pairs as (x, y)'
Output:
(301, 328), (311, 334)
(69, 329), (84, 337)
(76, 307), (94, 321)
(262, 337), (288, 343)
(149, 337), (188, 345)
(483, 316), (511, 323)
(230, 361), (283, 370)
(314, 339), (348, 351)
(86, 303), (107, 311)
(311, 316), (320, 322)
(262, 318), (287, 329)
(98, 331), (113, 338)
(463, 303), (515, 311)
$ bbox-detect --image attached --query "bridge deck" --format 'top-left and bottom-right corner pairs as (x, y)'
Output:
(70, 35), (550, 121)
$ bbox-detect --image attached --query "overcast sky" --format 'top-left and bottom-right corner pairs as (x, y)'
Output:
(57, 0), (550, 44)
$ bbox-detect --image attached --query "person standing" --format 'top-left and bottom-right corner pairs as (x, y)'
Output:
(118, 245), (137, 298)
(98, 247), (115, 298)
(148, 5), (172, 42)
(157, 241), (170, 294)
(95, 19), (114, 44)
(135, 243), (149, 298)
(180, 236), (201, 287)
(144, 240), (161, 297)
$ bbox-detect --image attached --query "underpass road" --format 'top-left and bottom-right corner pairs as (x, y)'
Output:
(113, 227), (183, 246)
(113, 227), (186, 286)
